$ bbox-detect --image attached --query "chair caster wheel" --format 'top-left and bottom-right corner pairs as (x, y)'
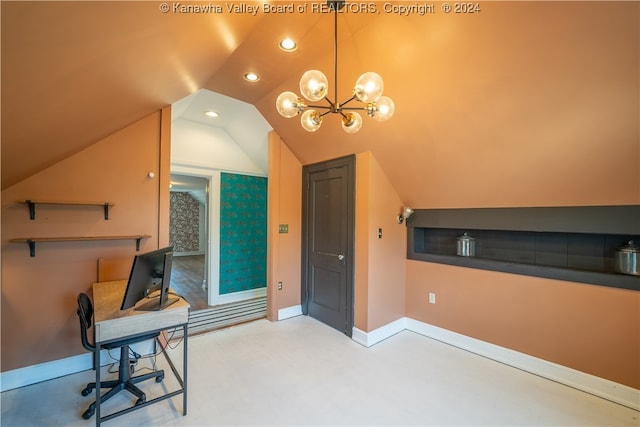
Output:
(81, 387), (92, 396)
(135, 397), (146, 406)
(82, 408), (95, 420)
(155, 374), (164, 383)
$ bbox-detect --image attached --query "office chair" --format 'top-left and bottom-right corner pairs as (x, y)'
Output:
(76, 293), (165, 419)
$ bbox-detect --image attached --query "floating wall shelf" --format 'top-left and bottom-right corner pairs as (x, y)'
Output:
(11, 235), (151, 257)
(20, 200), (115, 220)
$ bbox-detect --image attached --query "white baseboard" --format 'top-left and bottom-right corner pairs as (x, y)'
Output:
(352, 318), (407, 347)
(352, 317), (639, 411)
(4, 316), (639, 411)
(173, 251), (205, 257)
(278, 305), (302, 320)
(405, 319), (639, 412)
(1, 353), (93, 393)
(0, 340), (155, 393)
(215, 287), (266, 305)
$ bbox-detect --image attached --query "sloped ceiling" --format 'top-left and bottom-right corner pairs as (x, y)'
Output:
(170, 173), (208, 206)
(172, 89), (271, 173)
(2, 2), (638, 207)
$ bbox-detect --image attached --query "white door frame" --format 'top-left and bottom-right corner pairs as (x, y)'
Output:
(171, 163), (219, 306)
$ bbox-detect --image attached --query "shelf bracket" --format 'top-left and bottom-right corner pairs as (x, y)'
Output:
(103, 203), (110, 220)
(135, 237), (143, 251)
(27, 239), (36, 257)
(27, 200), (36, 220)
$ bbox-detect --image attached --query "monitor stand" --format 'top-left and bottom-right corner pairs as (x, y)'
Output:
(135, 296), (180, 312)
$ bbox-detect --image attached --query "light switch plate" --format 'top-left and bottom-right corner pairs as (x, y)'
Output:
(279, 224), (289, 233)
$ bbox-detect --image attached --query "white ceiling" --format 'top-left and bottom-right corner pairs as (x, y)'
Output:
(170, 173), (208, 205)
(171, 89), (272, 173)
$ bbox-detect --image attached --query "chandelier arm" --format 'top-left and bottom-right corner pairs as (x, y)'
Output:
(323, 96), (337, 109)
(338, 95), (357, 107)
(307, 104), (333, 110)
(340, 106), (368, 111)
(319, 110), (334, 118)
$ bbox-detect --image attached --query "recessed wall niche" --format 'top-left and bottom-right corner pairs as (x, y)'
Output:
(407, 206), (640, 291)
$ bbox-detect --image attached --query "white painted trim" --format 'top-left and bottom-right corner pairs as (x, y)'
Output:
(4, 316), (638, 411)
(278, 305), (303, 320)
(208, 170), (221, 306)
(0, 341), (155, 392)
(352, 318), (407, 347)
(170, 164), (217, 306)
(216, 287), (267, 305)
(350, 317), (638, 410)
(405, 318), (640, 412)
(1, 353), (93, 392)
(173, 251), (205, 257)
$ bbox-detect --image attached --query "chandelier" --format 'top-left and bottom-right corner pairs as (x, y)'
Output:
(275, 0), (395, 133)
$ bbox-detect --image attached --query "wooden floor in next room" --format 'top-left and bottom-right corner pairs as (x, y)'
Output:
(170, 254), (267, 335)
(170, 254), (208, 311)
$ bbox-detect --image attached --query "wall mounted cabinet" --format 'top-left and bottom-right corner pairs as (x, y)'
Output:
(407, 206), (640, 291)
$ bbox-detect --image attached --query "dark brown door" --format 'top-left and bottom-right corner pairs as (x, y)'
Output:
(302, 155), (355, 336)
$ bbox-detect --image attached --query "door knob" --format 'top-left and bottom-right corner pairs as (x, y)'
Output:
(337, 254), (344, 261)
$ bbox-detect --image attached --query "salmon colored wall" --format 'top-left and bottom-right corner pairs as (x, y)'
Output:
(381, 2), (639, 209)
(1, 110), (171, 372)
(406, 260), (640, 389)
(397, 2), (639, 389)
(267, 132), (302, 320)
(354, 152), (406, 332)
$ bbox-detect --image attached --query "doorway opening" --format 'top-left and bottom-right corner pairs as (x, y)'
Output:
(169, 173), (209, 310)
(169, 168), (268, 334)
(170, 89), (272, 334)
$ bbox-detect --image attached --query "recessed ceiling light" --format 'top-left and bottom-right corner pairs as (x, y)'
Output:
(204, 110), (219, 118)
(244, 72), (260, 82)
(279, 38), (297, 52)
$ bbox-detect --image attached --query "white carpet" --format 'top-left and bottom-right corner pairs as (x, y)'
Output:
(2, 315), (638, 426)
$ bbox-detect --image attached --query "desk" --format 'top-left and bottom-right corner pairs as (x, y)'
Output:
(92, 280), (190, 426)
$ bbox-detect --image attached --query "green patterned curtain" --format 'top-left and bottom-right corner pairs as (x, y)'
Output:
(219, 173), (267, 294)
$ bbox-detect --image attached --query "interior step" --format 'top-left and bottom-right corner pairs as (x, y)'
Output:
(173, 297), (267, 337)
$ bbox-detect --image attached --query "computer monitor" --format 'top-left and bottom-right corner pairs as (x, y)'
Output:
(120, 246), (179, 311)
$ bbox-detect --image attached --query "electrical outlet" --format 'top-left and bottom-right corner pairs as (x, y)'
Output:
(428, 292), (436, 304)
(278, 281), (283, 290)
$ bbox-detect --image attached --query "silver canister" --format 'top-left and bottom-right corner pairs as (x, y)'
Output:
(614, 241), (639, 276)
(456, 232), (476, 257)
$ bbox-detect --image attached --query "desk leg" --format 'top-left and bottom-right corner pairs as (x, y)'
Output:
(94, 346), (101, 427)
(183, 323), (188, 415)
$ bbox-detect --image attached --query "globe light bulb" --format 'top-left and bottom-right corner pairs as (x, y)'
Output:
(354, 72), (384, 103)
(341, 112), (363, 133)
(372, 96), (395, 122)
(301, 110), (322, 132)
(276, 91), (302, 118)
(299, 70), (328, 102)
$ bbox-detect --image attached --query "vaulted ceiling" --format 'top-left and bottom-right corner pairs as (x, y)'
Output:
(2, 1), (638, 206)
